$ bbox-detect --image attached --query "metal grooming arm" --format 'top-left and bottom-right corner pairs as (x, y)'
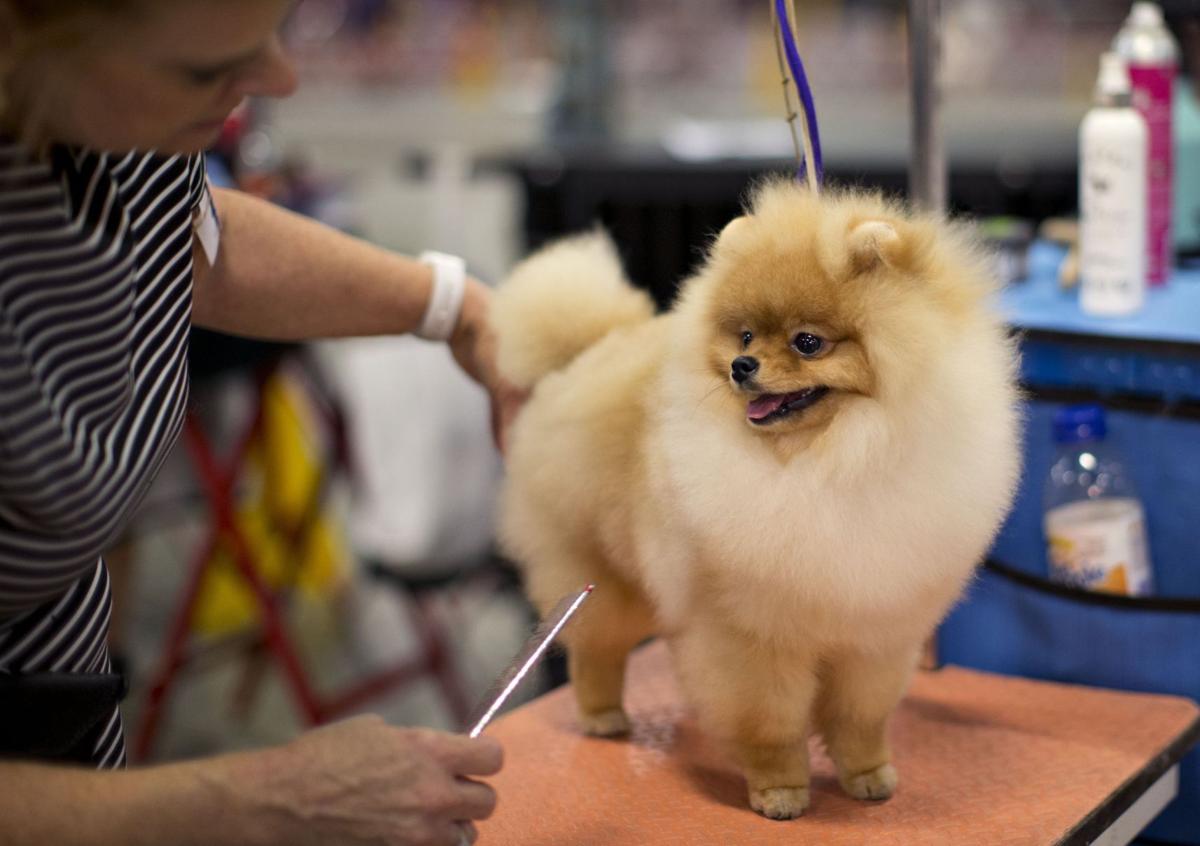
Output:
(908, 0), (946, 215)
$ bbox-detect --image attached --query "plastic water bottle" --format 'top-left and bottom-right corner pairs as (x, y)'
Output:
(1113, 1), (1179, 286)
(1043, 405), (1153, 596)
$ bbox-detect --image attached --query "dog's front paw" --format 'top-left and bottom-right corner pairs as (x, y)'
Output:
(841, 762), (898, 801)
(749, 786), (810, 820)
(578, 708), (631, 737)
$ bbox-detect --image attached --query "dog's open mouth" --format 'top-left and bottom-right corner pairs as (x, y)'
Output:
(746, 386), (831, 425)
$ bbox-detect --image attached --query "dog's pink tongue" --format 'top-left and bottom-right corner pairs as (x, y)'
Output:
(747, 394), (786, 420)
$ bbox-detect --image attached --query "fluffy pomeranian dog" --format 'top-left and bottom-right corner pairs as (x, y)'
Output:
(492, 180), (1020, 820)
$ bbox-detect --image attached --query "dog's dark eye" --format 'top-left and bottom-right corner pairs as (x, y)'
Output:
(741, 331), (753, 349)
(792, 332), (824, 356)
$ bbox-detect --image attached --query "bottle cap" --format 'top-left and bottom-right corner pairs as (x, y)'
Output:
(1053, 404), (1107, 444)
(1095, 52), (1132, 103)
(1130, 2), (1165, 29)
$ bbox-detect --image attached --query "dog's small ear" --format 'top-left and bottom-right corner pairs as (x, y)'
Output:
(848, 220), (905, 274)
(715, 215), (753, 250)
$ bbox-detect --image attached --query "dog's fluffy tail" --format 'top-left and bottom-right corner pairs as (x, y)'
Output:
(492, 231), (656, 389)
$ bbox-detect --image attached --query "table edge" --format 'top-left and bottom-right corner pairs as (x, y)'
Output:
(1057, 710), (1200, 845)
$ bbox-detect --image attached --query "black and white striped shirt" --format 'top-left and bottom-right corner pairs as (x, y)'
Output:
(0, 138), (208, 768)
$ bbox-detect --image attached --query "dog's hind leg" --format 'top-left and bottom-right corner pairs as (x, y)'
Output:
(560, 572), (656, 737)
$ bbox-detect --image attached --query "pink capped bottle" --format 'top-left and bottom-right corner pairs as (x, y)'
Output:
(1113, 2), (1180, 286)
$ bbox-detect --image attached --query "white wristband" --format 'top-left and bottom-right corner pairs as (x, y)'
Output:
(415, 250), (467, 341)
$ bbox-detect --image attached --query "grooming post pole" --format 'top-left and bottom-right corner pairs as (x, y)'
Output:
(908, 0), (946, 214)
(910, 0), (945, 671)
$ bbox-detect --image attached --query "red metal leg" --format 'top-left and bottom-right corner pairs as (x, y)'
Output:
(181, 394), (326, 726)
(131, 503), (221, 762)
(137, 358), (481, 754)
(131, 410), (264, 761)
(413, 594), (472, 726)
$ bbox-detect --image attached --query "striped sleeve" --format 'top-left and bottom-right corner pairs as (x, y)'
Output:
(186, 152), (209, 211)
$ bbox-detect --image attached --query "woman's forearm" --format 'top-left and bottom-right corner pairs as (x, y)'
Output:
(190, 186), (524, 451)
(0, 717), (503, 846)
(192, 187), (447, 341)
(0, 752), (278, 846)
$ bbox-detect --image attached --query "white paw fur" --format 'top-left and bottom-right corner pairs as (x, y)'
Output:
(749, 786), (811, 820)
(578, 708), (631, 737)
(842, 763), (899, 801)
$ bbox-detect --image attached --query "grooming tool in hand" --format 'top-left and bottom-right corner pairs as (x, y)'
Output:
(464, 584), (594, 737)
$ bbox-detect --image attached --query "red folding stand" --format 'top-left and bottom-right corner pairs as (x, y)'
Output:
(132, 358), (472, 762)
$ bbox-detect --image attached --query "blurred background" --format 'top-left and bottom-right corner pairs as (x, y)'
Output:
(246, 0), (1143, 284)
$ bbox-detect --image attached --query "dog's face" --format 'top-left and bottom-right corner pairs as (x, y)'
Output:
(705, 282), (868, 436)
(695, 188), (940, 441)
(705, 241), (873, 436)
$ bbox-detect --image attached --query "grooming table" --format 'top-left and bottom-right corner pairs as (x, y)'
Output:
(478, 642), (1200, 845)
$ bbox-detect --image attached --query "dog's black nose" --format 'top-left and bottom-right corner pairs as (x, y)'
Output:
(731, 356), (759, 384)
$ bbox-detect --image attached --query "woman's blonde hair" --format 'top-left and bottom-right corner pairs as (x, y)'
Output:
(0, 0), (144, 147)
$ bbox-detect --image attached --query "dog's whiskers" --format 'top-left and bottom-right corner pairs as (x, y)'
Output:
(694, 379), (726, 414)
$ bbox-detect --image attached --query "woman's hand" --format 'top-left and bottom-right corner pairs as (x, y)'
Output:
(250, 716), (503, 846)
(449, 278), (528, 454)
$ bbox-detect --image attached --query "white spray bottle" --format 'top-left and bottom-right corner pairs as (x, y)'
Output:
(1079, 52), (1149, 317)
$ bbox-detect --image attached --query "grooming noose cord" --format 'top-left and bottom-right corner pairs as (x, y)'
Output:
(772, 0), (823, 191)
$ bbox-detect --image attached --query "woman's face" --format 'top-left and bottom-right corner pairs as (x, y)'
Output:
(15, 0), (298, 153)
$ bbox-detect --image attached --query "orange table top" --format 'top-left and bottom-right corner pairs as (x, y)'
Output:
(478, 641), (1200, 846)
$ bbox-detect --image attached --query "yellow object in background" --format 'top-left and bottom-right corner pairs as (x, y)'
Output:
(194, 372), (349, 635)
